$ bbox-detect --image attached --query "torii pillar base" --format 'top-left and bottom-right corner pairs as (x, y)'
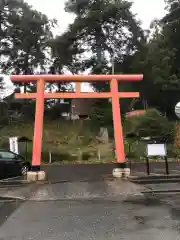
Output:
(27, 166), (46, 182)
(112, 163), (131, 179)
(27, 171), (46, 182)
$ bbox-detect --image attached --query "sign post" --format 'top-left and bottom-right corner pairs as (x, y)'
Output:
(9, 137), (19, 154)
(146, 142), (169, 175)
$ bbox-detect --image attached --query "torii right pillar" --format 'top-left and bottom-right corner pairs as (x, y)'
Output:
(110, 78), (131, 178)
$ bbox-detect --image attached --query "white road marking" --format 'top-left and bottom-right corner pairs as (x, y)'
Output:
(0, 195), (26, 201)
(172, 170), (180, 173)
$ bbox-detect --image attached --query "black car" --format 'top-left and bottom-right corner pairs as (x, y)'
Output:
(0, 150), (31, 179)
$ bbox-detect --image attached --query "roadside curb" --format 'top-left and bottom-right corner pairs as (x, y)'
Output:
(0, 175), (115, 187)
(130, 178), (180, 184)
(0, 181), (32, 188)
(129, 174), (180, 179)
(142, 189), (180, 194)
(34, 177), (116, 185)
(41, 161), (180, 166)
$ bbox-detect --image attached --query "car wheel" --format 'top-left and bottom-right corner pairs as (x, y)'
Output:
(21, 165), (29, 175)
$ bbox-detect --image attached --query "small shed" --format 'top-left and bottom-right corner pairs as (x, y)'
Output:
(17, 136), (32, 160)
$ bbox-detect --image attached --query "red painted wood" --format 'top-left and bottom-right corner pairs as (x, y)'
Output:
(110, 79), (126, 163)
(11, 74), (143, 82)
(15, 92), (139, 99)
(31, 79), (45, 167)
(11, 74), (143, 167)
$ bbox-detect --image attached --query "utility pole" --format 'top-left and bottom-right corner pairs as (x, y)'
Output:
(109, 54), (115, 104)
(112, 54), (115, 74)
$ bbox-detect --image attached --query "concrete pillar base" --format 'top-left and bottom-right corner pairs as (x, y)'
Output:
(123, 168), (131, 178)
(27, 172), (38, 181)
(112, 168), (123, 178)
(38, 171), (46, 181)
(112, 168), (131, 178)
(27, 171), (46, 182)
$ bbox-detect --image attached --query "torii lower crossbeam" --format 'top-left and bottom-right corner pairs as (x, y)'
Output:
(11, 74), (143, 179)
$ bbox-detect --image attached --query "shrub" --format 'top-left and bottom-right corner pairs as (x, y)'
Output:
(124, 108), (174, 143)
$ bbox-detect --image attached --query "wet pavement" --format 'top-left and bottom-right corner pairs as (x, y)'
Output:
(0, 180), (180, 239)
(1, 162), (180, 184)
(1, 163), (180, 239)
(29, 180), (144, 201)
(42, 162), (180, 183)
(145, 183), (180, 192)
(0, 193), (180, 239)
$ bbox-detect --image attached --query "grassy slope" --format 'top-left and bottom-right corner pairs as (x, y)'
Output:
(0, 120), (114, 163)
(1, 120), (176, 163)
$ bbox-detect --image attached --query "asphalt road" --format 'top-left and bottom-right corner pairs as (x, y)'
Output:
(0, 184), (180, 240)
(1, 162), (180, 239)
(42, 162), (180, 182)
(0, 162), (179, 183)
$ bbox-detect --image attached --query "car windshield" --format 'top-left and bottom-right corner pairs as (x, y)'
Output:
(0, 151), (16, 159)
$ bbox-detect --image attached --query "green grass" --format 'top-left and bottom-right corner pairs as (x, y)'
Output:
(0, 120), (115, 163)
(0, 119), (177, 164)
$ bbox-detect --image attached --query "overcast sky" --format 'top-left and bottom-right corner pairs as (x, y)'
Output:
(25, 0), (166, 33)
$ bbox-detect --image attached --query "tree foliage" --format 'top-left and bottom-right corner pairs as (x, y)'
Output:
(50, 0), (146, 126)
(51, 0), (144, 75)
(0, 0), (54, 74)
(1, 0), (180, 126)
(124, 109), (174, 142)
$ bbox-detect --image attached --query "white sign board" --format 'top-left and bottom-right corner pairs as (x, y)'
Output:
(147, 144), (166, 157)
(175, 102), (180, 119)
(9, 137), (19, 154)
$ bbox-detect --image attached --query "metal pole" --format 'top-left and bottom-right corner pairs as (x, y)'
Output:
(112, 55), (115, 74)
(97, 149), (101, 161)
(49, 151), (52, 164)
(146, 157), (150, 175)
(164, 156), (169, 175)
(26, 141), (28, 161)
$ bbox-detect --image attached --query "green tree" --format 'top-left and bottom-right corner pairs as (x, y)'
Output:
(125, 1), (180, 117)
(51, 0), (144, 75)
(124, 109), (174, 142)
(0, 0), (23, 59)
(50, 0), (145, 128)
(0, 0), (54, 93)
(0, 76), (5, 99)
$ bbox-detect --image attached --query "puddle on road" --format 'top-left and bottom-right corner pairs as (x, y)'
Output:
(171, 208), (180, 219)
(133, 215), (148, 225)
(0, 199), (23, 228)
(123, 195), (161, 206)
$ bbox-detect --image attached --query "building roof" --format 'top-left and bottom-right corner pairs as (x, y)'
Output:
(126, 110), (146, 118)
(71, 99), (95, 116)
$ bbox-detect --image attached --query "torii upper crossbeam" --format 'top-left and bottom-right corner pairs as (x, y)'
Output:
(11, 74), (143, 176)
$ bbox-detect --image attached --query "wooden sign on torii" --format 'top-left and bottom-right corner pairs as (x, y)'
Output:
(11, 74), (143, 179)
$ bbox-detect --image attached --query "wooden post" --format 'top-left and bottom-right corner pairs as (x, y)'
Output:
(97, 149), (101, 161)
(49, 151), (52, 164)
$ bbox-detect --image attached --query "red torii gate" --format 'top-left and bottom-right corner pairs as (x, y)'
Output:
(11, 74), (143, 178)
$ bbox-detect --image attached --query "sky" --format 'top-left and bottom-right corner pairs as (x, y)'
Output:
(3, 0), (166, 96)
(25, 0), (166, 33)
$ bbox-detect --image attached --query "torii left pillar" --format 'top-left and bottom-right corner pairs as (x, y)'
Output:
(110, 78), (127, 178)
(28, 78), (46, 181)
